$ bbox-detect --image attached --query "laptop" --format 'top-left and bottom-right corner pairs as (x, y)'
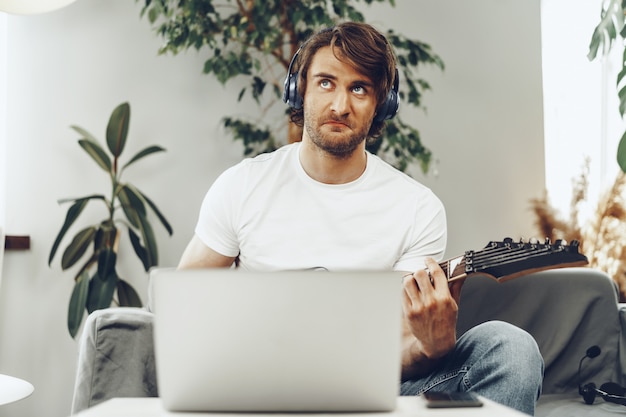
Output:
(150, 268), (404, 413)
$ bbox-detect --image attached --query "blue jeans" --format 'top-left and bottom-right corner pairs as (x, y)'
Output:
(400, 321), (544, 415)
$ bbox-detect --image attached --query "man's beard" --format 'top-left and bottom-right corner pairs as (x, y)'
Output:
(304, 109), (369, 159)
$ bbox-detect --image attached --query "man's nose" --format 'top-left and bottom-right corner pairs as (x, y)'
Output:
(330, 90), (350, 116)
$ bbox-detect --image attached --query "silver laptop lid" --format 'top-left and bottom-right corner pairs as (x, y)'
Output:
(151, 268), (403, 413)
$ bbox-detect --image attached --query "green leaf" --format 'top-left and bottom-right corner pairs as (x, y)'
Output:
(619, 84), (626, 117)
(237, 87), (246, 102)
(617, 49), (626, 118)
(57, 194), (106, 206)
(67, 271), (90, 338)
(49, 196), (105, 265)
(117, 279), (143, 307)
(79, 139), (112, 172)
(71, 125), (99, 143)
(106, 102), (131, 158)
(129, 208), (158, 271)
(128, 227), (150, 271)
(587, 0), (624, 61)
(61, 226), (97, 270)
(618, 130), (626, 173)
(118, 184), (158, 269)
(136, 212), (158, 270)
(122, 145), (166, 171)
(86, 270), (118, 313)
(251, 76), (266, 104)
(134, 186), (173, 235)
(97, 248), (117, 282)
(118, 184), (147, 228)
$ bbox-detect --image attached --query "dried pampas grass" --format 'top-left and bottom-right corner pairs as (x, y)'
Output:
(530, 160), (626, 301)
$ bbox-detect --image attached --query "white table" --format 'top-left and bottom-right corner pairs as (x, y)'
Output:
(0, 374), (34, 406)
(73, 396), (528, 416)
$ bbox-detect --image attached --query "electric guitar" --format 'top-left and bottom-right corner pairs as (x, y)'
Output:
(440, 237), (588, 283)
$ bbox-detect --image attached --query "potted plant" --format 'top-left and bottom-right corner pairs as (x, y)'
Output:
(49, 102), (173, 337)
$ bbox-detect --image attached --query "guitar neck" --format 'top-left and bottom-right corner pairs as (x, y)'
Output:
(438, 238), (588, 283)
(439, 256), (468, 282)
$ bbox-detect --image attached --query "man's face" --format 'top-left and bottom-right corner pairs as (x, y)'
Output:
(302, 46), (378, 158)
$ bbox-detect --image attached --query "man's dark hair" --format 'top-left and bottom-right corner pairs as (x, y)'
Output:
(288, 22), (397, 141)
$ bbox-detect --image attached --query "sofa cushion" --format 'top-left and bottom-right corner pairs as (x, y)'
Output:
(457, 268), (621, 396)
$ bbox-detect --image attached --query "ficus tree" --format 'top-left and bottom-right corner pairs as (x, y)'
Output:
(139, 0), (444, 173)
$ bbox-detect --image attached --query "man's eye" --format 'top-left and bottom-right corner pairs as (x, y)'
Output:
(320, 79), (332, 89)
(352, 86), (365, 95)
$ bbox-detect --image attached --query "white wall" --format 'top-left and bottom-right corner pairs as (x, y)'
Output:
(0, 1), (544, 416)
(368, 0), (545, 254)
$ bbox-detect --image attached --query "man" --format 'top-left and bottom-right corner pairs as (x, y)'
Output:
(179, 22), (543, 415)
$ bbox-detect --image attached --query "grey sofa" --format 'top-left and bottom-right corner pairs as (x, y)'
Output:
(71, 268), (626, 416)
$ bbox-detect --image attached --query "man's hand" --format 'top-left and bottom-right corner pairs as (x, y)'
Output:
(400, 257), (461, 380)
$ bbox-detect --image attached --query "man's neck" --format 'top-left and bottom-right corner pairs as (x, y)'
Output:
(298, 139), (367, 184)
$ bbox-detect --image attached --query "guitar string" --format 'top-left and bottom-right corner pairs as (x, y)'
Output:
(442, 243), (579, 280)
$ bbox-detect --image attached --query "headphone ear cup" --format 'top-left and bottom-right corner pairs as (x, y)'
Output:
(599, 382), (626, 405)
(373, 68), (400, 123)
(581, 383), (597, 405)
(373, 89), (399, 123)
(282, 71), (303, 110)
(600, 382), (626, 396)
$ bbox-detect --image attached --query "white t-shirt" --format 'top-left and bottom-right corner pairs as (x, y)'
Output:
(195, 143), (446, 272)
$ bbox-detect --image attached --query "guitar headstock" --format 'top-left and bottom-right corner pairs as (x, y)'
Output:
(443, 237), (589, 283)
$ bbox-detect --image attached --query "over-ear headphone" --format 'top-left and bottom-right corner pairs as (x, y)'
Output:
(282, 47), (399, 123)
(578, 346), (626, 406)
(580, 382), (626, 405)
(282, 48), (305, 111)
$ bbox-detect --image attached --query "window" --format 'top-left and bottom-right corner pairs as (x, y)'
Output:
(541, 0), (623, 222)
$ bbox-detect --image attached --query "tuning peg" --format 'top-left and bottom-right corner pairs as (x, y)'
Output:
(544, 237), (551, 245)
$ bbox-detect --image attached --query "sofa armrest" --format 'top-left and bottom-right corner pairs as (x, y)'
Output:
(71, 307), (157, 414)
(457, 268), (621, 395)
